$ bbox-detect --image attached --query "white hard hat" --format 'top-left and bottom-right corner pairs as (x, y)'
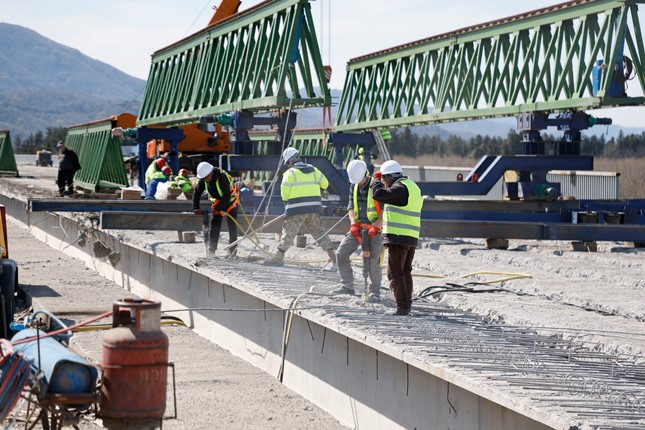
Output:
(196, 161), (214, 179)
(346, 159), (368, 184)
(282, 147), (299, 163)
(379, 160), (403, 176)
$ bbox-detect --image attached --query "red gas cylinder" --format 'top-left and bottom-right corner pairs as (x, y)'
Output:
(100, 298), (169, 429)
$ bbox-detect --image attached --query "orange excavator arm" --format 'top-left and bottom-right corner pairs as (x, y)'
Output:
(208, 0), (242, 26)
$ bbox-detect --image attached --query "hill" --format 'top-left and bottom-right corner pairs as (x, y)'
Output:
(0, 23), (144, 139)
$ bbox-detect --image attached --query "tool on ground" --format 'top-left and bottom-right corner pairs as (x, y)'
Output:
(361, 228), (370, 301)
(196, 210), (210, 257)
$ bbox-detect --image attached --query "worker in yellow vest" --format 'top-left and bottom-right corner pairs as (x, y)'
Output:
(333, 160), (383, 301)
(263, 147), (337, 267)
(371, 160), (422, 316)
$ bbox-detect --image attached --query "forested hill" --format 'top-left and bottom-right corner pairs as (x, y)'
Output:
(0, 22), (144, 138)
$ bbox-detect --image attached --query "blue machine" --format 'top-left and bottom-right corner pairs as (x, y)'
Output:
(11, 329), (98, 398)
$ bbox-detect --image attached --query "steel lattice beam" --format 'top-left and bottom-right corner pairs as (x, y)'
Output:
(138, 0), (331, 127)
(335, 0), (645, 132)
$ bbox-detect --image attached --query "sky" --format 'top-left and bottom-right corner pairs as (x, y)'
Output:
(2, 0), (644, 128)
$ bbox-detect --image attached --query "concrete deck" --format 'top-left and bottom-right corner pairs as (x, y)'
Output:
(3, 184), (644, 430)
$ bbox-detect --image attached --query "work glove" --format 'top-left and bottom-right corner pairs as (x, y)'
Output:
(368, 226), (380, 239)
(194, 209), (203, 215)
(373, 172), (382, 180)
(211, 204), (222, 216)
(350, 223), (361, 238)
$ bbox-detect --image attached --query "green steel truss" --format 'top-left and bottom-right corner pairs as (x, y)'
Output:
(336, 0), (645, 132)
(66, 121), (129, 192)
(0, 131), (18, 177)
(138, 0), (331, 127)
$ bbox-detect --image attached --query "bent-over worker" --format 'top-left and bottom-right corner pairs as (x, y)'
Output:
(193, 162), (239, 257)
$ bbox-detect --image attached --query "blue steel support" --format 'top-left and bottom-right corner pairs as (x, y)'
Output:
(135, 128), (185, 190)
(418, 155), (593, 196)
(328, 132), (377, 171)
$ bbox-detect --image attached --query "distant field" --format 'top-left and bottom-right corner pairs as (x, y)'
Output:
(395, 155), (644, 199)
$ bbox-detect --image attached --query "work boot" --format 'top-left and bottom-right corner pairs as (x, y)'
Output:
(366, 293), (381, 303)
(326, 249), (337, 264)
(263, 250), (285, 266)
(331, 285), (355, 295)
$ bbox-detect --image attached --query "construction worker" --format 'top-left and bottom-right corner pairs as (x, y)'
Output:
(193, 161), (239, 257)
(144, 157), (167, 187)
(263, 147), (337, 267)
(371, 160), (422, 316)
(171, 168), (194, 194)
(354, 146), (377, 163)
(145, 165), (172, 200)
(333, 160), (383, 301)
(56, 141), (81, 197)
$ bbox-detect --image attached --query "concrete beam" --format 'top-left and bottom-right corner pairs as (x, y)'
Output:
(29, 198), (193, 213)
(99, 211), (645, 242)
(100, 211), (203, 231)
(99, 212), (352, 234)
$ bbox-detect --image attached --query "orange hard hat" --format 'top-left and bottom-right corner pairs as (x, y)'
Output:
(161, 165), (172, 175)
(155, 158), (167, 168)
(179, 168), (190, 177)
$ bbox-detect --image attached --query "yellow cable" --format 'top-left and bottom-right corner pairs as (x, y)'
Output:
(461, 271), (532, 284)
(72, 319), (187, 332)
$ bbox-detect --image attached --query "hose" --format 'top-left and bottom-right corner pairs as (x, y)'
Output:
(0, 340), (32, 422)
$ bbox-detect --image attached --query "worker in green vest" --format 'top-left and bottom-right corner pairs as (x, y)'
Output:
(371, 160), (423, 316)
(171, 168), (194, 194)
(144, 165), (172, 200)
(263, 147), (337, 267)
(144, 157), (167, 186)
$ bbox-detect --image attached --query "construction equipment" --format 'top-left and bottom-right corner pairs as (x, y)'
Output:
(54, 0), (645, 244)
(35, 149), (53, 167)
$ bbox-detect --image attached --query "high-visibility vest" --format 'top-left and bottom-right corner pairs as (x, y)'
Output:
(281, 164), (328, 217)
(206, 169), (238, 206)
(172, 175), (193, 193)
(144, 162), (161, 185)
(383, 178), (422, 239)
(352, 178), (381, 223)
(150, 170), (167, 181)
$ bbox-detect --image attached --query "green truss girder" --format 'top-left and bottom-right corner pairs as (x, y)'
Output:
(138, 0), (331, 127)
(0, 131), (19, 177)
(67, 121), (129, 192)
(335, 0), (645, 132)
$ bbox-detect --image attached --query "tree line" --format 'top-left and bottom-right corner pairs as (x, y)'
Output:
(12, 127), (67, 154)
(12, 125), (645, 159)
(388, 129), (645, 158)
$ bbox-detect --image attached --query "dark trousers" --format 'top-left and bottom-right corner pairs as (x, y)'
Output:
(209, 206), (238, 254)
(57, 170), (75, 195)
(386, 244), (416, 312)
